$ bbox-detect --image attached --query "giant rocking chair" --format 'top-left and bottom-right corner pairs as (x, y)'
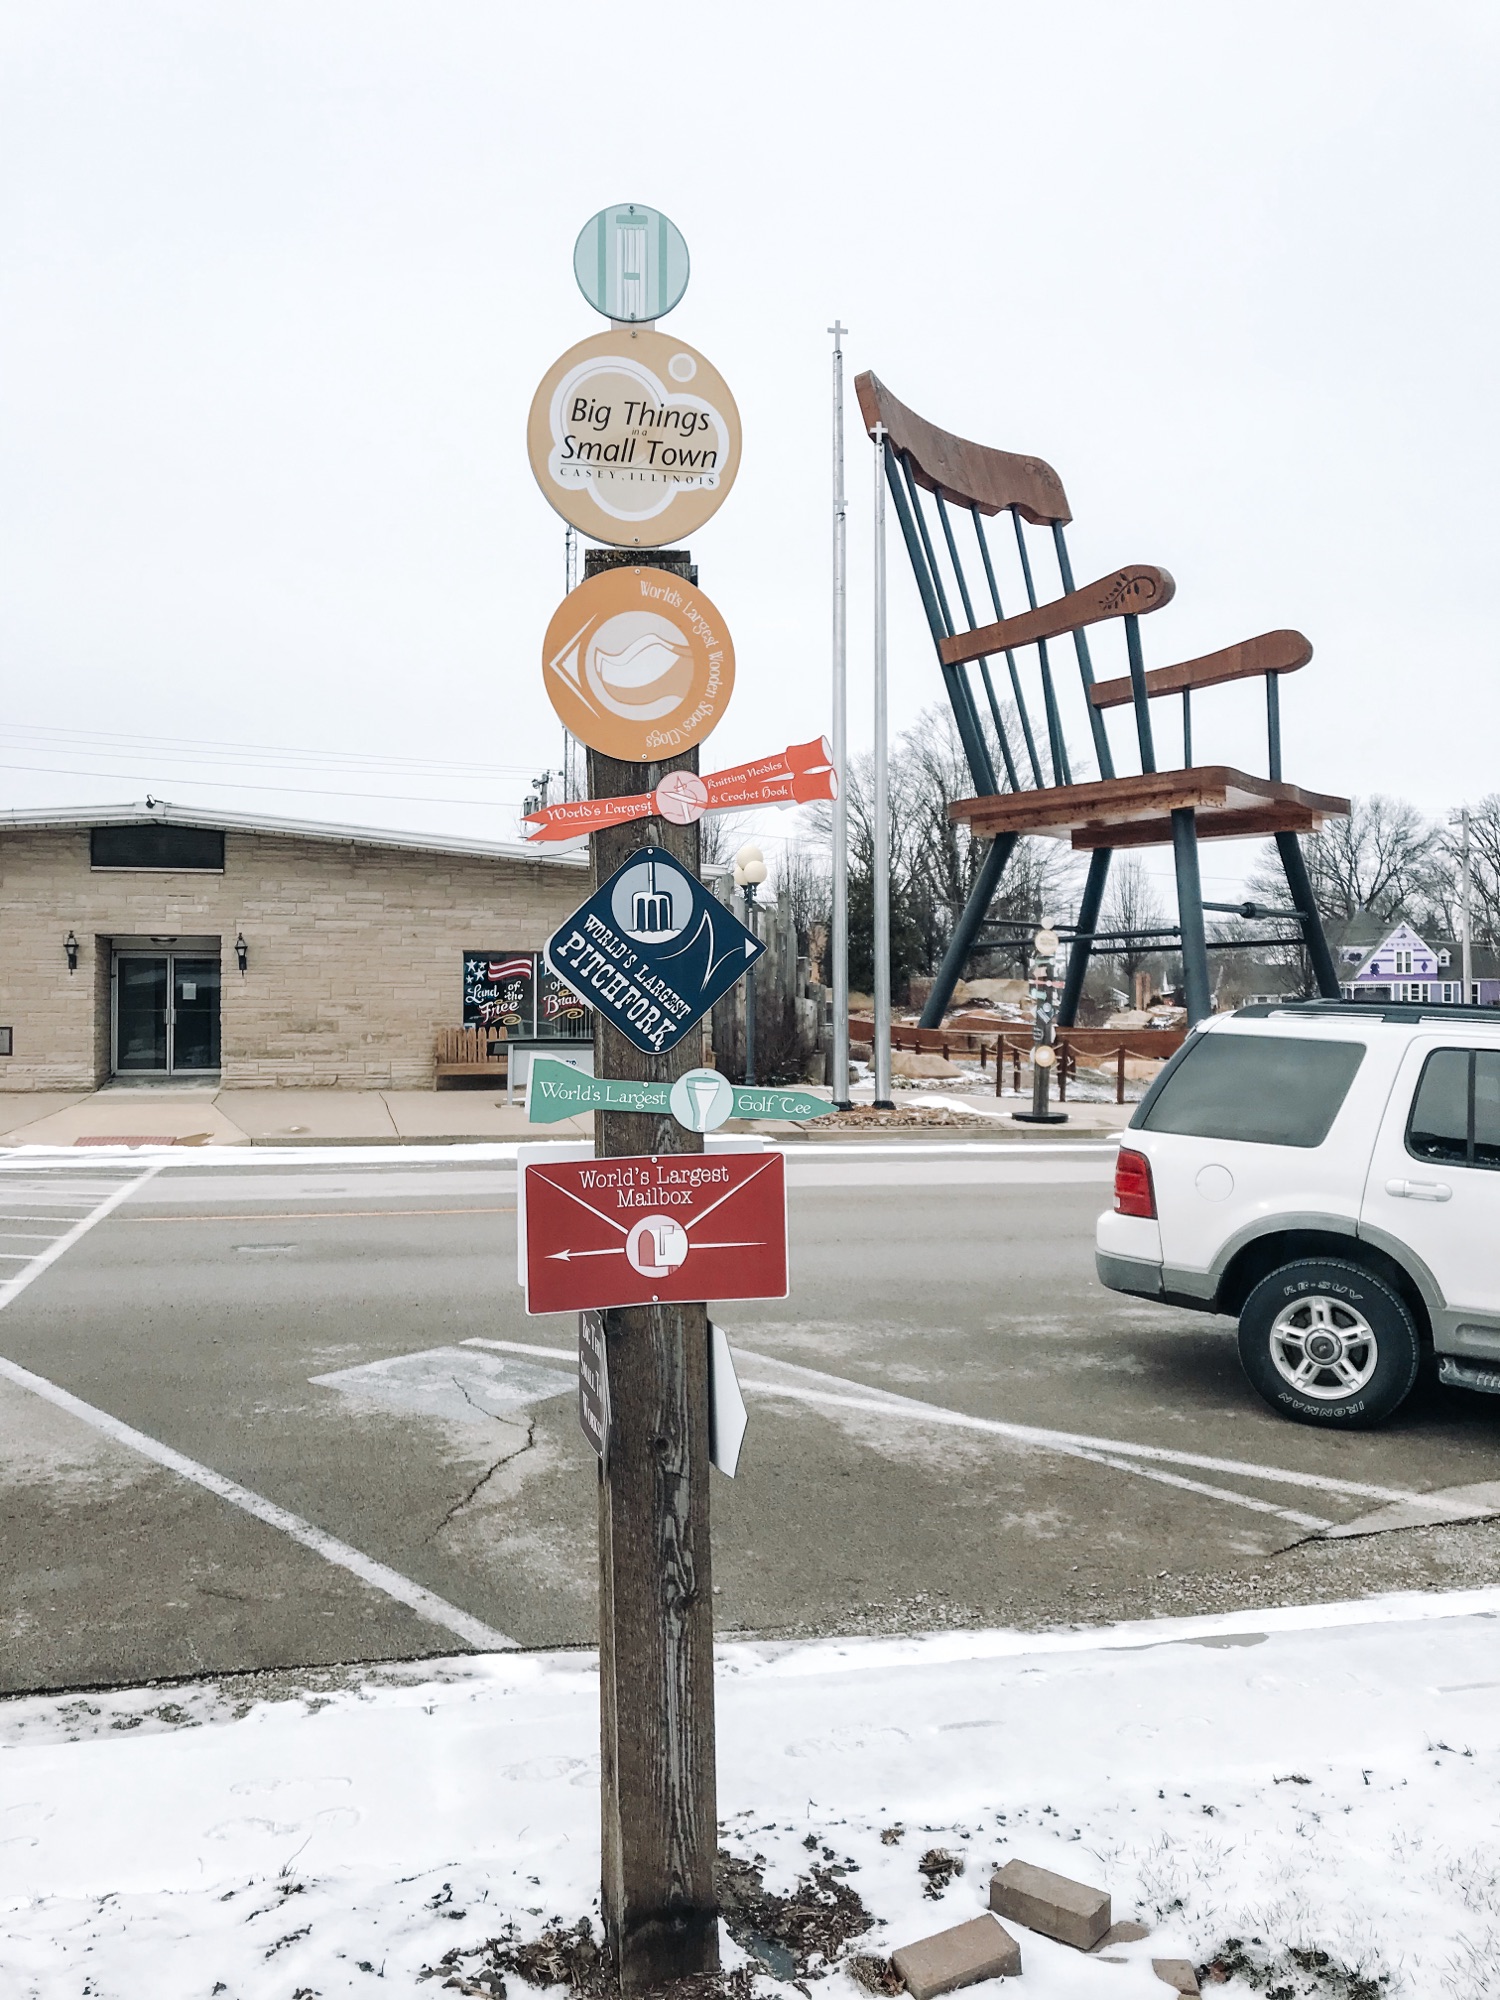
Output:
(857, 373), (1349, 1027)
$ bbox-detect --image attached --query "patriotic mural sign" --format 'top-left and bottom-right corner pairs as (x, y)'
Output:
(463, 952), (536, 1035)
(464, 952), (587, 1039)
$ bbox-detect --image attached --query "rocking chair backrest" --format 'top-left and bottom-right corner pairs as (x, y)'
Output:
(855, 370), (1306, 801)
(857, 370), (1127, 800)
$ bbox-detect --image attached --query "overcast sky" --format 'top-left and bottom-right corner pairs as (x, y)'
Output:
(2, 2), (1496, 903)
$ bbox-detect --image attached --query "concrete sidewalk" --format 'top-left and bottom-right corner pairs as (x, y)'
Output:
(0, 1086), (1132, 1148)
(0, 1087), (590, 1148)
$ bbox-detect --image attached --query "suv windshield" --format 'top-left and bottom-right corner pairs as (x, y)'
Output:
(1136, 1033), (1366, 1147)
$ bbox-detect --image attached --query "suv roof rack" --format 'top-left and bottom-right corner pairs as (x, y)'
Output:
(1233, 998), (1500, 1024)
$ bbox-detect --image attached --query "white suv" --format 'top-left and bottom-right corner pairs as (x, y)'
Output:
(1095, 1001), (1500, 1427)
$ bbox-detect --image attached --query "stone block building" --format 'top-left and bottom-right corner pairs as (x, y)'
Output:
(0, 802), (590, 1090)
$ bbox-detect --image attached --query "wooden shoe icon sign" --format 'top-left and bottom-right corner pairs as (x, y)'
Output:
(541, 565), (735, 762)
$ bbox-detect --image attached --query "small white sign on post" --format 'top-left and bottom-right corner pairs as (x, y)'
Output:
(578, 1309), (610, 1466)
(708, 1321), (747, 1478)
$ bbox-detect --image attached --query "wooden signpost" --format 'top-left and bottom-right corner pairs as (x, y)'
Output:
(526, 206), (753, 1992)
(587, 704), (721, 1990)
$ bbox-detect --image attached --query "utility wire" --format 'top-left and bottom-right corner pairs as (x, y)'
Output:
(0, 761), (522, 810)
(0, 722), (534, 780)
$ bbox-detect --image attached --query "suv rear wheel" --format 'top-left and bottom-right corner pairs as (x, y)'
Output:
(1237, 1257), (1421, 1428)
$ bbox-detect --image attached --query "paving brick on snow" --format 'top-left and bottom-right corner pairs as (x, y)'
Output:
(989, 1856), (1110, 1950)
(1152, 1960), (1201, 1996)
(1093, 1919), (1151, 1950)
(891, 1912), (1022, 1997)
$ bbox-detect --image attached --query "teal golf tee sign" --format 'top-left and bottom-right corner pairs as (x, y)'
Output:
(527, 1057), (830, 1129)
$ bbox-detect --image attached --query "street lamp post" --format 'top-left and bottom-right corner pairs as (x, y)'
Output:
(734, 842), (767, 1084)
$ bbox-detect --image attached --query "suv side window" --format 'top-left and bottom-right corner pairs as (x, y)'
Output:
(1409, 1048), (1500, 1170)
(1136, 1033), (1365, 1147)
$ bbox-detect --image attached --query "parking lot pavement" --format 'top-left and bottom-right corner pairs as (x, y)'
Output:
(2, 1146), (1500, 1695)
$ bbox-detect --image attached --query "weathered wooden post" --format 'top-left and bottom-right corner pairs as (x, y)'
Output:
(520, 207), (757, 1993)
(587, 553), (719, 1986)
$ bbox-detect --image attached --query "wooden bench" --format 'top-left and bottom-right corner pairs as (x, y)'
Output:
(435, 1025), (509, 1082)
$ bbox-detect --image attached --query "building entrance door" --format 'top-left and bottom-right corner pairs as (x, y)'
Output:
(114, 952), (221, 1076)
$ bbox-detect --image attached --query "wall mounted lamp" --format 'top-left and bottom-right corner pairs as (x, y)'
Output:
(64, 931), (79, 974)
(235, 932), (249, 974)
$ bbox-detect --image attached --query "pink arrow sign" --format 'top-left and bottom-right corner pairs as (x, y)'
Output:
(521, 737), (836, 843)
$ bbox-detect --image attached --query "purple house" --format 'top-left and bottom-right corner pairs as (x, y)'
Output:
(1338, 920), (1500, 1006)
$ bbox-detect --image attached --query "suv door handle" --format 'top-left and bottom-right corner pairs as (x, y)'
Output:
(1385, 1178), (1453, 1201)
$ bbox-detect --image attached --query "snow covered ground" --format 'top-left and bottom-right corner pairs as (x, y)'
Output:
(5, 1590), (1500, 1998)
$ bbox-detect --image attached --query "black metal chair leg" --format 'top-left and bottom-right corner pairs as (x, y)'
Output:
(1171, 808), (1213, 1024)
(1275, 830), (1341, 998)
(1058, 847), (1112, 1027)
(919, 834), (1018, 1028)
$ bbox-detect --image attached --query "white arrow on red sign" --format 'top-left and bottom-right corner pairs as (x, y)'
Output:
(521, 737), (836, 843)
(517, 1143), (788, 1315)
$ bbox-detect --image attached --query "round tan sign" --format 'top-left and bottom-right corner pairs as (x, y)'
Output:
(527, 329), (741, 546)
(541, 567), (735, 762)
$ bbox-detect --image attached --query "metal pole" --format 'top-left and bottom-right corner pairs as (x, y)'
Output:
(743, 882), (758, 1084)
(1462, 807), (1474, 1004)
(1172, 807), (1213, 1024)
(871, 422), (894, 1108)
(829, 320), (851, 1105)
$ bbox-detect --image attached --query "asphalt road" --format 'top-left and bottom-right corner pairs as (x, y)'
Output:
(4, 1145), (1500, 1696)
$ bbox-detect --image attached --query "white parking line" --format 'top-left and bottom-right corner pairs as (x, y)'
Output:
(463, 1337), (1441, 1534)
(0, 1171), (158, 1308)
(0, 1165), (516, 1654)
(0, 1354), (516, 1652)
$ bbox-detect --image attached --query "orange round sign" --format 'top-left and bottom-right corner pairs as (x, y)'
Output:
(527, 329), (741, 546)
(541, 567), (735, 763)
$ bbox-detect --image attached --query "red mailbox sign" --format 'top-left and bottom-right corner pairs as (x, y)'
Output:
(519, 1146), (787, 1315)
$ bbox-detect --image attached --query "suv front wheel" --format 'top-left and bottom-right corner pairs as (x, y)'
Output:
(1237, 1257), (1421, 1428)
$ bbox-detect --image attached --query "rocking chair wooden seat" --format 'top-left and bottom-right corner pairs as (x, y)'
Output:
(856, 370), (1348, 1023)
(950, 766), (1349, 850)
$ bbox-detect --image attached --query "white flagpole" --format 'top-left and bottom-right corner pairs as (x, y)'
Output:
(872, 421), (894, 1109)
(828, 320), (851, 1106)
(1462, 806), (1474, 1003)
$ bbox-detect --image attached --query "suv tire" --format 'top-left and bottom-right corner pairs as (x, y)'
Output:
(1237, 1257), (1421, 1428)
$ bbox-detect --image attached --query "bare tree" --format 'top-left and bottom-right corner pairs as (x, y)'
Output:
(802, 702), (1082, 998)
(895, 704), (1079, 976)
(1098, 855), (1168, 982)
(1249, 795), (1441, 924)
(773, 841), (831, 944)
(1435, 796), (1500, 948)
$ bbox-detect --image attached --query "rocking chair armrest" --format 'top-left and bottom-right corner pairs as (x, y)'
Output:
(1088, 629), (1313, 709)
(937, 565), (1175, 667)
